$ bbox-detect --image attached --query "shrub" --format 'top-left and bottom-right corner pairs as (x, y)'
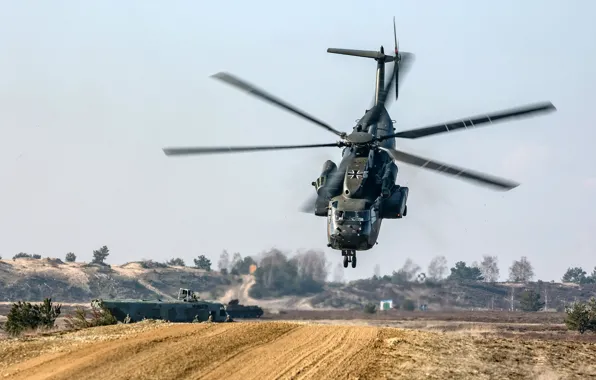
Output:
(564, 297), (596, 334)
(64, 301), (117, 329)
(519, 289), (545, 312)
(363, 302), (377, 314)
(194, 255), (212, 271)
(1, 298), (61, 336)
(140, 260), (168, 269)
(65, 252), (76, 262)
(13, 252), (32, 259)
(166, 257), (186, 266)
(92, 245), (110, 265)
(32, 254), (41, 259)
(402, 299), (416, 311)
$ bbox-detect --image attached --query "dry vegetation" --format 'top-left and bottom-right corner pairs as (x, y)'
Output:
(0, 320), (594, 379)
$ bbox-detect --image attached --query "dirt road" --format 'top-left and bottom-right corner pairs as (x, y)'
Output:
(1, 321), (594, 379)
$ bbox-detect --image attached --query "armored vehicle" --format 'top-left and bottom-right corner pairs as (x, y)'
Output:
(225, 299), (264, 319)
(93, 288), (229, 323)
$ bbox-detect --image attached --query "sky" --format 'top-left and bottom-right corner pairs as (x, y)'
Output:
(0, 0), (595, 282)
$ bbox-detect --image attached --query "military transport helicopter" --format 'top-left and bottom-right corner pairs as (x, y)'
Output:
(162, 18), (557, 269)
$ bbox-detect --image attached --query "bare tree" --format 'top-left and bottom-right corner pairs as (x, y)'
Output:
(294, 250), (329, 283)
(258, 249), (288, 289)
(218, 250), (230, 273)
(394, 258), (421, 282)
(230, 252), (242, 274)
(427, 256), (448, 281)
(374, 263), (381, 278)
(508, 256), (534, 283)
(479, 255), (500, 282)
(333, 261), (345, 283)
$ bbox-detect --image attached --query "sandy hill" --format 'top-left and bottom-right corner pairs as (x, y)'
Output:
(0, 258), (232, 303)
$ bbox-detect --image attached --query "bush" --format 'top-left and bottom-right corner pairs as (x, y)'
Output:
(140, 260), (168, 269)
(363, 302), (377, 314)
(32, 254), (41, 259)
(1, 298), (62, 337)
(402, 299), (416, 311)
(519, 289), (545, 312)
(65, 252), (76, 262)
(564, 297), (596, 334)
(64, 301), (117, 329)
(92, 245), (110, 265)
(194, 255), (212, 271)
(166, 257), (185, 266)
(13, 252), (32, 259)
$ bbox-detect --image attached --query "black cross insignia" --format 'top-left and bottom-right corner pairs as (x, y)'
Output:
(348, 169), (363, 179)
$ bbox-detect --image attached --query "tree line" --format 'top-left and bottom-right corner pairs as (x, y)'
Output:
(5, 248), (595, 285)
(376, 255), (596, 284)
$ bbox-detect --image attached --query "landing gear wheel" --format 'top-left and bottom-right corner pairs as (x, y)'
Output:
(404, 205), (408, 217)
(343, 254), (348, 268)
(351, 253), (357, 268)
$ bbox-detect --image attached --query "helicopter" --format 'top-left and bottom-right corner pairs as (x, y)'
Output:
(162, 18), (557, 269)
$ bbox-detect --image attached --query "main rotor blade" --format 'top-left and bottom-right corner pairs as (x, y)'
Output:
(211, 72), (346, 138)
(163, 143), (340, 156)
(379, 147), (519, 191)
(380, 102), (556, 140)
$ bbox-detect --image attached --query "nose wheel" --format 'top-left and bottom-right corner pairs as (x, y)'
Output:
(342, 250), (357, 268)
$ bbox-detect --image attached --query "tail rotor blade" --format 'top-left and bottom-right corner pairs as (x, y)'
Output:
(393, 16), (399, 100)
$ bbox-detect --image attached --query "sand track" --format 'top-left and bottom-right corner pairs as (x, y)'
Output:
(1, 321), (595, 379)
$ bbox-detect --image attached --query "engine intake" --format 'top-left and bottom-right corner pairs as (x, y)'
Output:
(312, 160), (338, 216)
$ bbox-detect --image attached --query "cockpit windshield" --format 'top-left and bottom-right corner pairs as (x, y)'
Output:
(334, 210), (371, 221)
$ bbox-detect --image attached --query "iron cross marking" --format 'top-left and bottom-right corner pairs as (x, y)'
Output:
(348, 169), (364, 179)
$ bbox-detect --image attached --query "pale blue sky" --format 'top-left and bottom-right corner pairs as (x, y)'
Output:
(1, 1), (594, 282)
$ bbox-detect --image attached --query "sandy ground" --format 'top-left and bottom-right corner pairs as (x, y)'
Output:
(1, 320), (595, 380)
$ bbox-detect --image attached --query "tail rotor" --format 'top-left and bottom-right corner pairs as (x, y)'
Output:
(393, 16), (400, 100)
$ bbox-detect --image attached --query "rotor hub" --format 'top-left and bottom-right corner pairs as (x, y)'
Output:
(346, 131), (375, 145)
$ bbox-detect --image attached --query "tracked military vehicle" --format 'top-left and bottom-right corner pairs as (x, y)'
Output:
(225, 299), (264, 319)
(93, 288), (229, 323)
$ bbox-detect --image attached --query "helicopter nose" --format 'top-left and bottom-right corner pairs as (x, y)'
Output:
(334, 222), (367, 245)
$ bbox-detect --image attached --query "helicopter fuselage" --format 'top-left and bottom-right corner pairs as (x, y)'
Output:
(312, 106), (409, 256)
